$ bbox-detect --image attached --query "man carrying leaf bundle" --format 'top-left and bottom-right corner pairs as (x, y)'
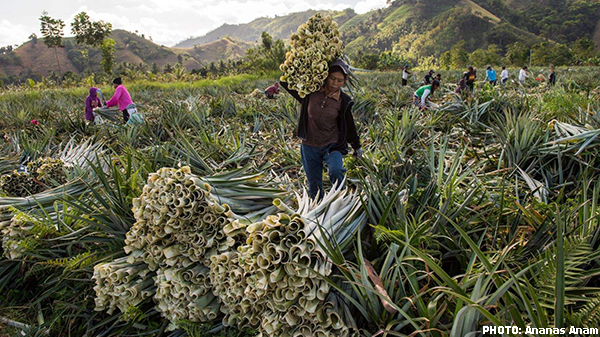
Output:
(281, 59), (363, 200)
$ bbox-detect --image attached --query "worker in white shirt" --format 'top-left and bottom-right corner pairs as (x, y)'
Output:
(519, 66), (529, 84)
(500, 66), (509, 84)
(402, 65), (411, 86)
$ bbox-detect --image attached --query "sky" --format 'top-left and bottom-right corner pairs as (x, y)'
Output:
(1, 0), (388, 48)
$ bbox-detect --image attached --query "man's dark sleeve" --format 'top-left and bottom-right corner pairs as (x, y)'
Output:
(279, 81), (302, 103)
(345, 108), (361, 150)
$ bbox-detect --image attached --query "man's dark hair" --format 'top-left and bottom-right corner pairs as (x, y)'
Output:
(328, 66), (348, 79)
(431, 79), (440, 94)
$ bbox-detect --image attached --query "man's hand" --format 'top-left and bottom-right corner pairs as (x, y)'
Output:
(355, 148), (364, 158)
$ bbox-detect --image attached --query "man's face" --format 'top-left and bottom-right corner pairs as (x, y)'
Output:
(325, 72), (345, 92)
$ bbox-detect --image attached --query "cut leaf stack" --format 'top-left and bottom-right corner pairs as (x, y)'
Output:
(210, 183), (365, 337)
(92, 257), (156, 315)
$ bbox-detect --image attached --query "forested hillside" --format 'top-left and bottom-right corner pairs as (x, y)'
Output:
(340, 0), (600, 68)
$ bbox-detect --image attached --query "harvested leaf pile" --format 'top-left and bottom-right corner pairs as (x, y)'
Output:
(92, 166), (365, 335)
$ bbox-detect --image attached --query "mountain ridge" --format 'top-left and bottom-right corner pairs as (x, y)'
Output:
(0, 30), (250, 82)
(174, 9), (357, 48)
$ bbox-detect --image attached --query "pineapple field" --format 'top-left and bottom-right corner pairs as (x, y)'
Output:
(1, 66), (600, 337)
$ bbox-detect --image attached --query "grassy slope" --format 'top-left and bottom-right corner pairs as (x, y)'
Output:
(339, 11), (374, 31)
(459, 0), (501, 23)
(342, 0), (544, 58)
(176, 38), (251, 64)
(10, 42), (79, 76)
(381, 4), (412, 24)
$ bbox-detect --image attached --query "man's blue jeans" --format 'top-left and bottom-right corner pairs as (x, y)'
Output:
(301, 143), (346, 199)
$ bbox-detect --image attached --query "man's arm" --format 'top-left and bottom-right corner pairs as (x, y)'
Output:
(279, 81), (302, 103)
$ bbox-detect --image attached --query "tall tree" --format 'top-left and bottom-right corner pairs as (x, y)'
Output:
(245, 32), (287, 72)
(100, 38), (116, 74)
(71, 12), (112, 47)
(71, 12), (113, 72)
(40, 11), (65, 75)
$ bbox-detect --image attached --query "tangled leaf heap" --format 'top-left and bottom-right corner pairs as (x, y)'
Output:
(280, 13), (343, 98)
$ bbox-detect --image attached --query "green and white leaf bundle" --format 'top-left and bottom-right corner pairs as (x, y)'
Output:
(92, 257), (156, 315)
(210, 183), (365, 337)
(115, 166), (287, 326)
(279, 13), (343, 98)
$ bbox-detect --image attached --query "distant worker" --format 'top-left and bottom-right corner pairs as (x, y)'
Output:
(548, 66), (556, 86)
(85, 87), (103, 124)
(414, 79), (440, 110)
(106, 77), (135, 123)
(485, 65), (497, 86)
(402, 65), (411, 86)
(424, 69), (435, 84)
(518, 66), (529, 84)
(500, 66), (509, 84)
(265, 82), (280, 99)
(456, 72), (468, 94)
(466, 66), (477, 92)
(435, 73), (442, 82)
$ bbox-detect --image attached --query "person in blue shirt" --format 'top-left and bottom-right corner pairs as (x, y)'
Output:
(485, 65), (497, 86)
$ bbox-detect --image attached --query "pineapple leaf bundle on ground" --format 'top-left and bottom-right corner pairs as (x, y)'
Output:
(210, 184), (365, 337)
(279, 13), (343, 98)
(0, 171), (44, 197)
(92, 257), (155, 315)
(95, 166), (286, 328)
(0, 158), (68, 197)
(122, 166), (236, 324)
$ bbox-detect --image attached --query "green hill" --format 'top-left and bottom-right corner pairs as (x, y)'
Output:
(338, 0), (599, 64)
(174, 9), (357, 47)
(176, 0), (600, 63)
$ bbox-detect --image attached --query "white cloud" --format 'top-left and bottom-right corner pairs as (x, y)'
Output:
(355, 0), (387, 14)
(0, 19), (31, 47)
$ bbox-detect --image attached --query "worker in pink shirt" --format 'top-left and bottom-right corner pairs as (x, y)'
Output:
(106, 77), (134, 123)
